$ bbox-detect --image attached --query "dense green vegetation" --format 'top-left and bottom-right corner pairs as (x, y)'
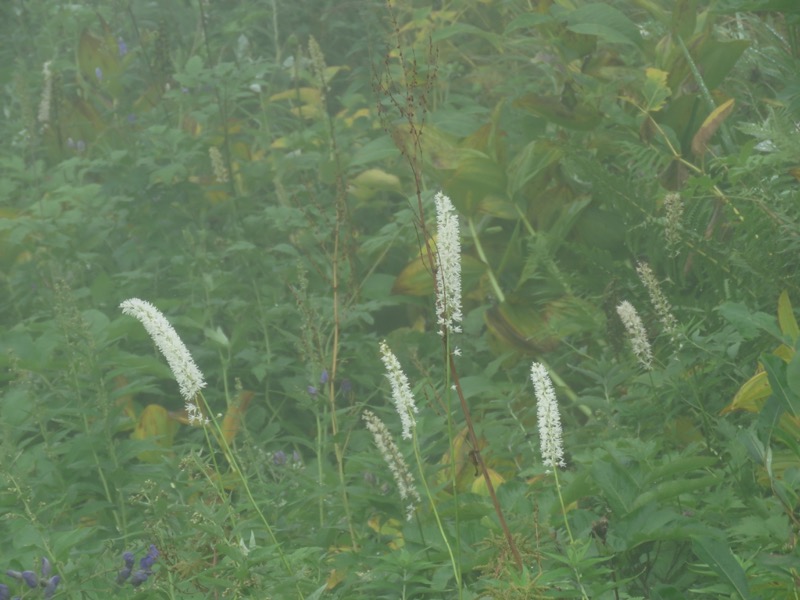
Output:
(1, 0), (799, 597)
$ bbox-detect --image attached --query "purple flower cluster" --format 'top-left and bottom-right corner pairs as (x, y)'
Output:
(272, 449), (302, 466)
(116, 545), (158, 588)
(2, 558), (61, 599)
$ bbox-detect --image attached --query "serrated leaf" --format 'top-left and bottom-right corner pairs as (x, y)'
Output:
(691, 99), (735, 157)
(642, 68), (671, 112)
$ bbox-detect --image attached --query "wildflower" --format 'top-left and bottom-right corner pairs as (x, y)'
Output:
(307, 385), (318, 396)
(616, 300), (653, 370)
(21, 571), (37, 588)
(41, 558), (51, 578)
(140, 545), (159, 571)
(434, 192), (463, 335)
(635, 261), (678, 338)
(530, 362), (565, 470)
(379, 341), (418, 440)
(209, 146), (228, 183)
(131, 570), (149, 587)
(38, 61), (52, 126)
(0, 584), (8, 600)
(120, 298), (208, 425)
(95, 66), (103, 82)
(116, 551), (135, 584)
(118, 37), (128, 57)
(320, 369), (329, 384)
(363, 409), (421, 521)
(44, 575), (61, 599)
(117, 546), (158, 588)
(273, 450), (287, 465)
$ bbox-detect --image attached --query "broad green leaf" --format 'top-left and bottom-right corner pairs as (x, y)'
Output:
(785, 351), (800, 401)
(691, 534), (752, 599)
(514, 94), (604, 131)
(632, 475), (718, 511)
(762, 353), (800, 417)
(693, 39), (750, 90)
(566, 3), (643, 48)
(443, 153), (508, 217)
(777, 290), (799, 343)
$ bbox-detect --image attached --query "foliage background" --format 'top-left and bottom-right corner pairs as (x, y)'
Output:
(0, 0), (799, 598)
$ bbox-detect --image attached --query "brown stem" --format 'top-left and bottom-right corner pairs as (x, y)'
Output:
(448, 351), (524, 571)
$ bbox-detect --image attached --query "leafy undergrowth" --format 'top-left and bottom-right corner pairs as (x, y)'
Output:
(1, 0), (798, 598)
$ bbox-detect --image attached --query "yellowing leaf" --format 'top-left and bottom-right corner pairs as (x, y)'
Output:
(132, 404), (177, 462)
(221, 390), (254, 445)
(642, 67), (671, 112)
(691, 98), (735, 157)
(721, 370), (771, 415)
(470, 467), (506, 496)
(367, 515), (405, 549)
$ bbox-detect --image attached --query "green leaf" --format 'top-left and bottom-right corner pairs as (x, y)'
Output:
(777, 290), (799, 343)
(762, 353), (800, 417)
(691, 534), (752, 599)
(565, 3), (643, 48)
(632, 475), (718, 511)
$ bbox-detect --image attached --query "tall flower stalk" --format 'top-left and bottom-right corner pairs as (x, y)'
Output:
(530, 362), (588, 599)
(120, 298), (303, 598)
(377, 341), (461, 592)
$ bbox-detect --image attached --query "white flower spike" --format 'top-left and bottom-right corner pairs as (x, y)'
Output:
(434, 192), (463, 336)
(530, 362), (566, 470)
(120, 298), (208, 425)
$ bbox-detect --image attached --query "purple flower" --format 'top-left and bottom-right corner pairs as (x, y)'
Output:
(307, 386), (318, 396)
(43, 576), (61, 599)
(21, 571), (37, 588)
(5, 570), (21, 580)
(41, 557), (51, 578)
(273, 450), (287, 465)
(116, 566), (132, 584)
(340, 379), (352, 394)
(140, 545), (159, 571)
(130, 570), (149, 587)
(123, 552), (135, 569)
(0, 583), (9, 600)
(95, 67), (103, 81)
(320, 369), (329, 384)
(118, 37), (128, 57)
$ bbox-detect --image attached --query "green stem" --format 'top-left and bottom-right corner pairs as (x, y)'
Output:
(467, 217), (505, 303)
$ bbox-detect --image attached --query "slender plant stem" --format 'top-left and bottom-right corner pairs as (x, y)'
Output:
(447, 351), (524, 571)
